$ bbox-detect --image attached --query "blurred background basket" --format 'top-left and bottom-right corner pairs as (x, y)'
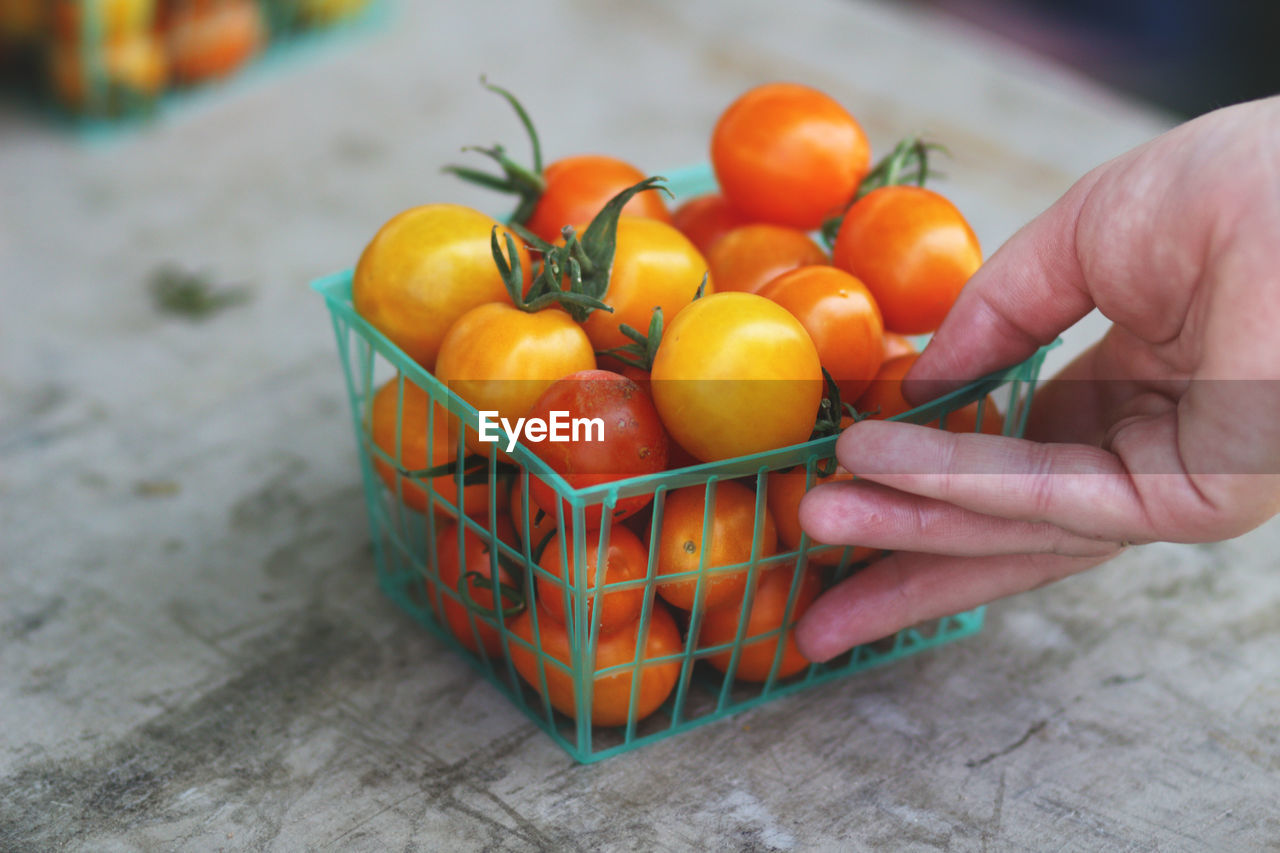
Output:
(313, 163), (1052, 763)
(0, 0), (386, 133)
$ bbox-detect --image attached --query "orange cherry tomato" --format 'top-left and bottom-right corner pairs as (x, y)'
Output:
(832, 186), (981, 334)
(429, 516), (520, 658)
(882, 331), (918, 361)
(706, 224), (828, 295)
(353, 205), (529, 370)
(509, 601), (683, 726)
(670, 193), (750, 256)
(434, 302), (596, 456)
(575, 217), (711, 353)
(369, 379), (506, 519)
(650, 292), (823, 462)
(758, 265), (885, 403)
(698, 564), (822, 682)
(651, 482), (777, 611)
(712, 83), (871, 230)
(163, 0), (266, 86)
(536, 524), (650, 633)
(855, 354), (1003, 434)
(523, 155), (671, 244)
(766, 467), (877, 566)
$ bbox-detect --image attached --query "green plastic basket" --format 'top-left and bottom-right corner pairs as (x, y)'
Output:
(313, 162), (1051, 763)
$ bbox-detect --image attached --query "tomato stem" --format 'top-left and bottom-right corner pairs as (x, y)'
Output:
(490, 228), (614, 317)
(820, 135), (948, 247)
(460, 570), (527, 619)
(397, 456), (517, 488)
(598, 305), (664, 371)
(510, 176), (671, 323)
(442, 78), (548, 226)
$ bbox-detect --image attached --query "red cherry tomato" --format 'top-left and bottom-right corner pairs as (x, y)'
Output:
(712, 83), (871, 230)
(524, 155), (671, 244)
(523, 370), (669, 528)
(670, 193), (750, 256)
(429, 516), (520, 658)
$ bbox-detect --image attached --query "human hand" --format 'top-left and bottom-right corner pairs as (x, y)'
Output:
(796, 96), (1280, 662)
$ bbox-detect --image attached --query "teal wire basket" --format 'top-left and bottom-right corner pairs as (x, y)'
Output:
(313, 163), (1051, 763)
(0, 0), (388, 138)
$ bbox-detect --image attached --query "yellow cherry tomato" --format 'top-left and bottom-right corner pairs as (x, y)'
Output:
(352, 204), (529, 370)
(434, 302), (596, 455)
(650, 292), (823, 462)
(577, 217), (712, 353)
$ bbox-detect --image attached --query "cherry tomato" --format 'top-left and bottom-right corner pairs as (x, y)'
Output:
(434, 302), (596, 456)
(766, 467), (876, 566)
(574, 217), (711, 354)
(353, 205), (529, 370)
(651, 482), (777, 611)
(650, 292), (823, 462)
(524, 370), (668, 527)
(832, 186), (981, 334)
(369, 379), (506, 519)
(524, 155), (671, 244)
(670, 193), (750, 256)
(712, 83), (871, 230)
(163, 0), (266, 86)
(758, 265), (884, 403)
(429, 516), (520, 658)
(698, 565), (822, 682)
(536, 524), (650, 633)
(509, 601), (683, 726)
(706, 224), (828, 295)
(855, 354), (1003, 434)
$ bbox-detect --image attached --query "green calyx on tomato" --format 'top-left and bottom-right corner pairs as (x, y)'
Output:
(599, 306), (664, 372)
(443, 77), (548, 226)
(514, 175), (673, 322)
(598, 271), (706, 371)
(820, 135), (948, 247)
(809, 368), (875, 475)
(457, 518), (560, 622)
(490, 227), (612, 320)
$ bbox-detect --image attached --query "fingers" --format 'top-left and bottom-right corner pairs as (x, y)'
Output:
(795, 549), (1117, 662)
(834, 419), (1155, 543)
(799, 479), (1121, 559)
(903, 169), (1103, 403)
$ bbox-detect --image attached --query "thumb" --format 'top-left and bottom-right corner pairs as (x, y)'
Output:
(904, 168), (1104, 404)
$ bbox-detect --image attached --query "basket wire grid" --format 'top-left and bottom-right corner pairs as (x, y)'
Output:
(314, 162), (1051, 762)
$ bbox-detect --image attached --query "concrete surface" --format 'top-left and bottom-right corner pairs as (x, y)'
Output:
(3, 0), (1278, 850)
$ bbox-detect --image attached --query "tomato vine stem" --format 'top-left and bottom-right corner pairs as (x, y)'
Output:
(443, 78), (548, 226)
(820, 135), (948, 247)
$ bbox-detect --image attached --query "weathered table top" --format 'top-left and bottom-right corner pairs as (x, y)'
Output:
(3, 1), (1277, 849)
